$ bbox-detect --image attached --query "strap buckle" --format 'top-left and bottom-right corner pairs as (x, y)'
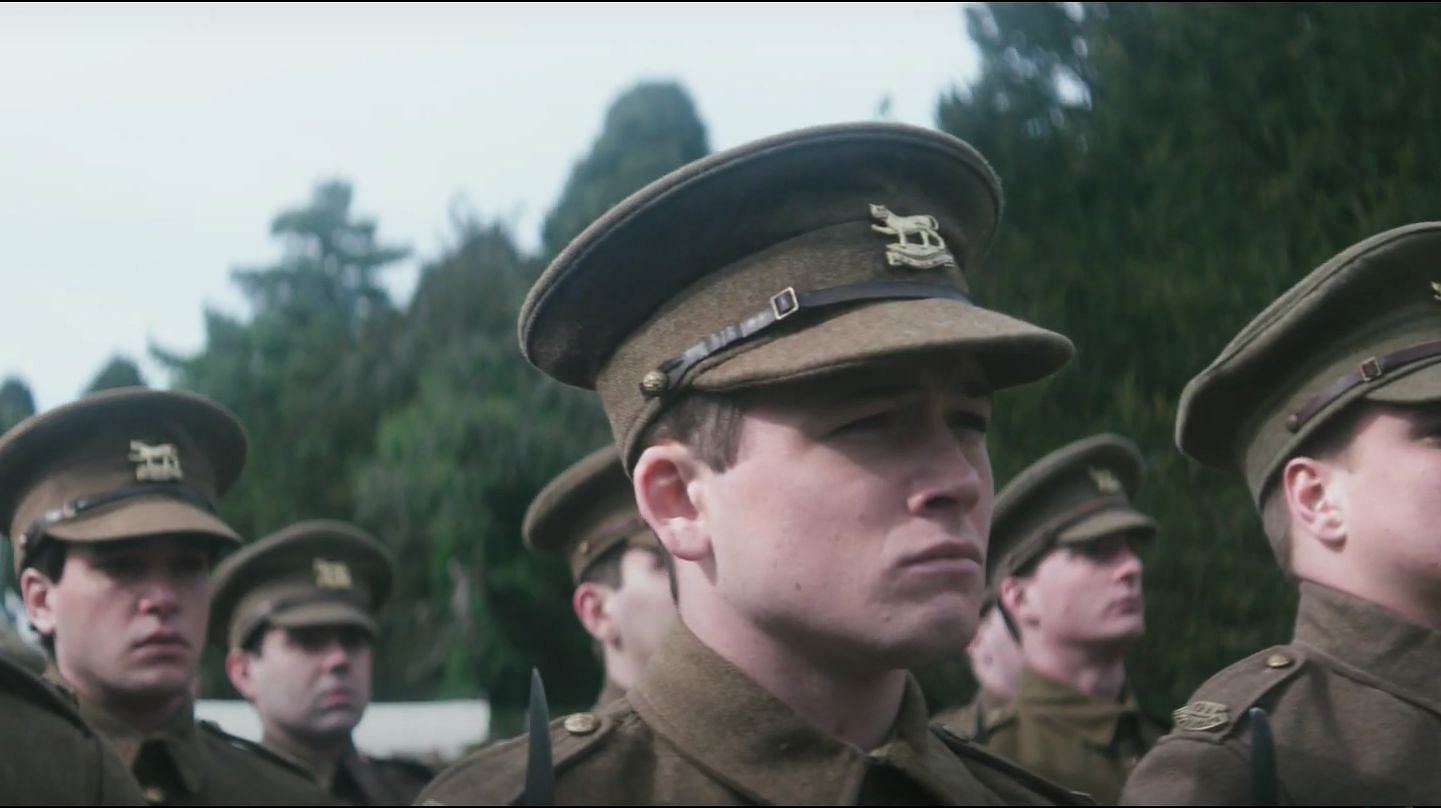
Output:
(770, 287), (799, 320)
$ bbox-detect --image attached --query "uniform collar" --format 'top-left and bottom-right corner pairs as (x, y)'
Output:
(335, 737), (389, 803)
(627, 620), (996, 804)
(1016, 666), (1141, 750)
(66, 685), (206, 798)
(593, 677), (627, 711)
(1295, 581), (1441, 715)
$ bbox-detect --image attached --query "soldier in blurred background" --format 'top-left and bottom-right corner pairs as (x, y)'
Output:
(523, 444), (675, 708)
(213, 519), (432, 805)
(957, 434), (1165, 804)
(933, 593), (1023, 742)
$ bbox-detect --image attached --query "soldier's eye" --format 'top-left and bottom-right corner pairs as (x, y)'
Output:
(835, 413), (891, 434)
(947, 412), (989, 435)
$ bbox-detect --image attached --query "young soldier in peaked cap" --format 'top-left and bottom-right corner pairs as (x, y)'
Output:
(1124, 222), (1441, 804)
(421, 122), (1088, 805)
(213, 519), (433, 805)
(4, 387), (332, 805)
(954, 434), (1165, 804)
(524, 444), (675, 709)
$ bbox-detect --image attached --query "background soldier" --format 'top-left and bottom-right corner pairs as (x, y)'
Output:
(933, 593), (1023, 742)
(212, 520), (433, 805)
(956, 433), (1164, 803)
(421, 122), (1087, 804)
(523, 444), (675, 708)
(3, 388), (332, 805)
(1124, 223), (1441, 803)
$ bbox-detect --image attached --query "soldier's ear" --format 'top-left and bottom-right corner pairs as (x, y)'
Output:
(18, 568), (57, 641)
(997, 576), (1033, 627)
(572, 583), (619, 646)
(632, 441), (712, 564)
(225, 647), (261, 702)
(1282, 455), (1346, 551)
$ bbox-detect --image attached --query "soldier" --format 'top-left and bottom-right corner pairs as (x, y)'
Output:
(932, 595), (1023, 743)
(210, 518), (429, 800)
(0, 652), (147, 804)
(950, 434), (1165, 803)
(3, 388), (333, 805)
(524, 444), (676, 708)
(211, 520), (433, 805)
(1123, 223), (1441, 803)
(421, 122), (1088, 804)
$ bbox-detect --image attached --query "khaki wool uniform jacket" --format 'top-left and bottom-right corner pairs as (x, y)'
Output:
(70, 689), (335, 806)
(934, 689), (1012, 743)
(328, 740), (433, 806)
(421, 622), (1090, 805)
(0, 655), (145, 805)
(1124, 582), (1441, 804)
(974, 669), (1165, 804)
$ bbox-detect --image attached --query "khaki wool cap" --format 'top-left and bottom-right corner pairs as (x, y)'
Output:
(209, 519), (395, 650)
(988, 433), (1156, 584)
(518, 122), (1075, 469)
(0, 387), (247, 572)
(1178, 222), (1441, 502)
(524, 444), (658, 582)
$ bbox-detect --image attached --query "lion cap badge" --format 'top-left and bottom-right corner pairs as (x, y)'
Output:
(869, 204), (957, 270)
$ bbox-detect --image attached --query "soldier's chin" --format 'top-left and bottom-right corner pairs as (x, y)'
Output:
(880, 609), (975, 669)
(308, 707), (364, 735)
(122, 666), (195, 699)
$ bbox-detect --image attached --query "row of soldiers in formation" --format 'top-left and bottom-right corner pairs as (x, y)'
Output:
(3, 120), (1441, 805)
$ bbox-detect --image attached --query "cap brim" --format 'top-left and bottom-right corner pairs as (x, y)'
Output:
(1056, 507), (1158, 546)
(1364, 358), (1441, 405)
(692, 297), (1074, 393)
(45, 496), (240, 547)
(269, 601), (378, 637)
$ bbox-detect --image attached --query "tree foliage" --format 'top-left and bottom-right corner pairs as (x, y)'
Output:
(84, 355), (147, 394)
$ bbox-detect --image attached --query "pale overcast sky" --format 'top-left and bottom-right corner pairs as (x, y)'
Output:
(0, 2), (980, 410)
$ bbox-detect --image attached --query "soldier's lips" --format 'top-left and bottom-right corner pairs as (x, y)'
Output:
(317, 687), (358, 708)
(1111, 594), (1144, 614)
(897, 540), (983, 577)
(132, 631), (190, 651)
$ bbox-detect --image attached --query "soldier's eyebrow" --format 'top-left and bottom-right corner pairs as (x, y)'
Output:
(830, 379), (992, 405)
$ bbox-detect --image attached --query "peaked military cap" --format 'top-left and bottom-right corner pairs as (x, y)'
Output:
(524, 444), (658, 582)
(989, 433), (1155, 583)
(209, 519), (394, 650)
(1178, 223), (1441, 502)
(518, 122), (1075, 468)
(0, 387), (247, 571)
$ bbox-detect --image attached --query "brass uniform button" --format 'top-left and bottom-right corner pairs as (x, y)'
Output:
(640, 370), (669, 397)
(1266, 653), (1294, 669)
(564, 712), (601, 735)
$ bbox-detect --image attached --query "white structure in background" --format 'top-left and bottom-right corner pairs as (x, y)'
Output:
(196, 699), (489, 762)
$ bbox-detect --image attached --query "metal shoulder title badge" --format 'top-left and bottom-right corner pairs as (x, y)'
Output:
(129, 441), (184, 482)
(869, 204), (956, 270)
(1173, 700), (1230, 732)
